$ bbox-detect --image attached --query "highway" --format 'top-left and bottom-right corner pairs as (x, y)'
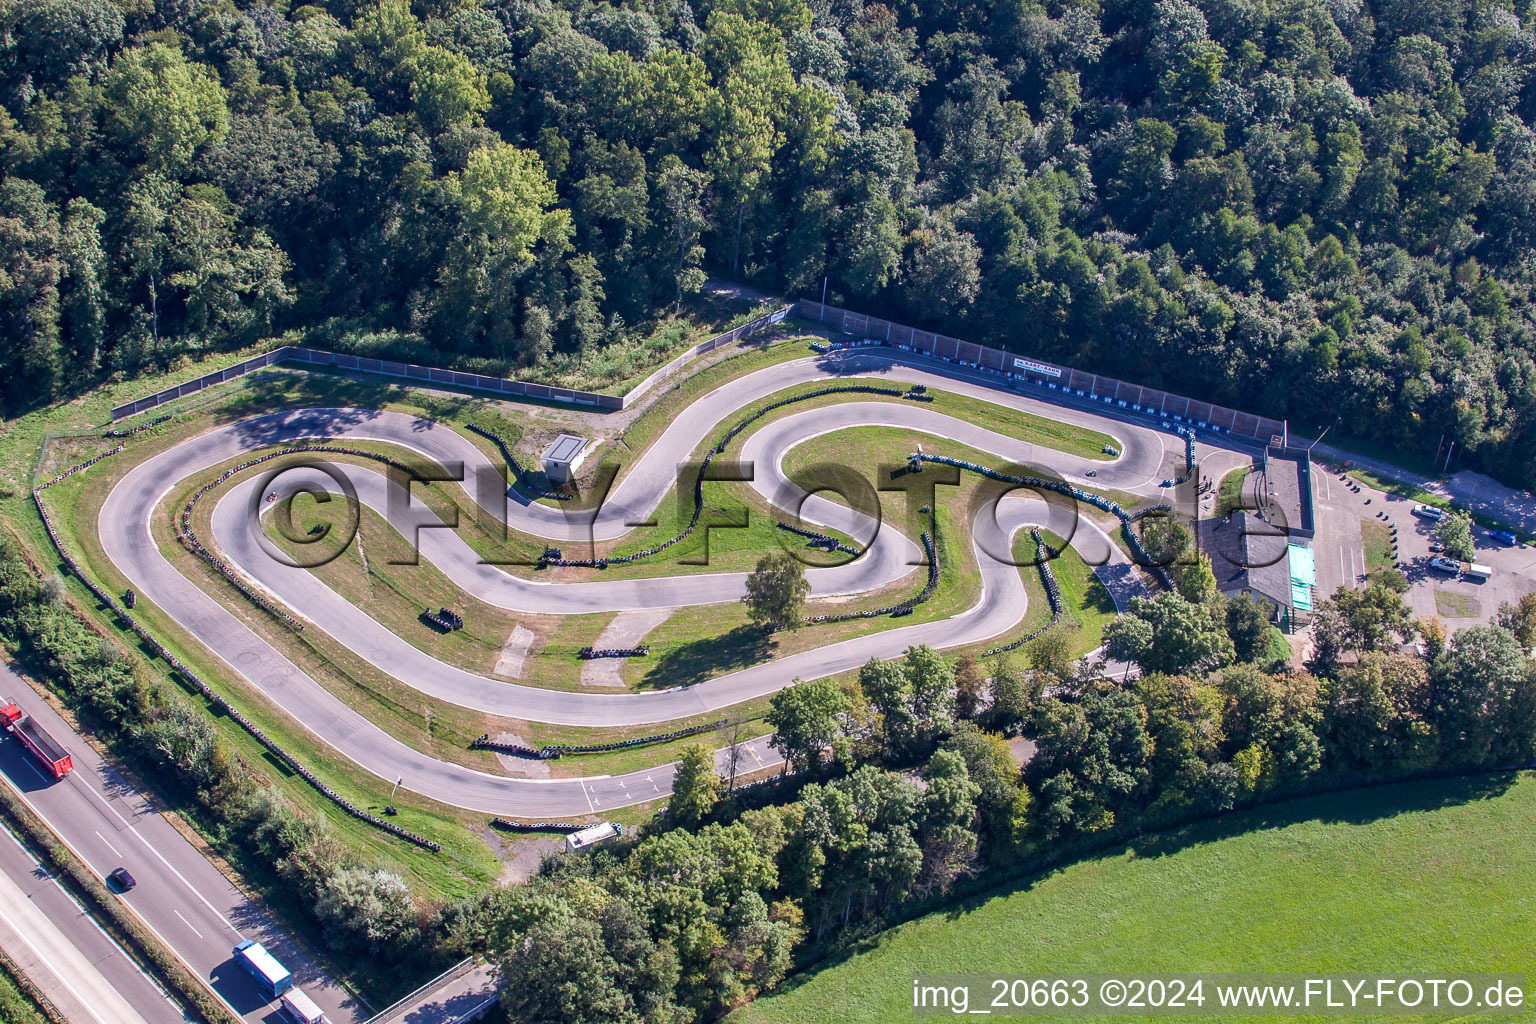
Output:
(87, 346), (1200, 816)
(0, 664), (366, 1024)
(0, 814), (180, 1023)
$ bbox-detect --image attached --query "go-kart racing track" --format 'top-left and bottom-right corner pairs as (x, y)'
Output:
(94, 350), (1254, 819)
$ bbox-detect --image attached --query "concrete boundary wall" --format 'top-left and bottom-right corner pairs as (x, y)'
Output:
(794, 299), (1287, 443)
(109, 304), (797, 422)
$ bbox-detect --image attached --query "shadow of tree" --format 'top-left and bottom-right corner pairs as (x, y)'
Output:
(637, 624), (774, 690)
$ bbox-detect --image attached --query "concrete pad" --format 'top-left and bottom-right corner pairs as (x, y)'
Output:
(493, 624), (537, 678)
(581, 609), (671, 687)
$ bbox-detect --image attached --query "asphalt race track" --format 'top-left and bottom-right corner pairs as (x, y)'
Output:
(95, 350), (1197, 816)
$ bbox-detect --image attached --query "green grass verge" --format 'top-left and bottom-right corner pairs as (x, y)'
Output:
(1215, 467), (1248, 516)
(0, 948), (60, 1024)
(1433, 589), (1481, 619)
(732, 771), (1536, 1024)
(1361, 519), (1394, 575)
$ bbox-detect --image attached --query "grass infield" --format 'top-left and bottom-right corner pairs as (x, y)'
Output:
(732, 771), (1536, 1024)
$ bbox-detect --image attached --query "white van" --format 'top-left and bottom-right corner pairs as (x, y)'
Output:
(280, 989), (327, 1024)
(1413, 504), (1447, 521)
(1466, 563), (1494, 580)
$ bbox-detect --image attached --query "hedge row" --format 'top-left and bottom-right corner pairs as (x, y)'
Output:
(463, 422), (574, 500)
(775, 521), (860, 556)
(541, 383), (917, 569)
(33, 488), (442, 852)
(471, 717), (729, 760)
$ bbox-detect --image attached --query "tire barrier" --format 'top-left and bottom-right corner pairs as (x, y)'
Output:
(490, 818), (583, 832)
(802, 506), (939, 624)
(912, 453), (1181, 593)
(104, 414), (171, 438)
(37, 446), (124, 490)
(31, 489), (441, 852)
(982, 528), (1065, 656)
(1170, 425), (1197, 484)
(577, 645), (650, 659)
(1120, 521), (1176, 590)
(463, 422), (574, 500)
(421, 608), (463, 633)
(775, 521), (861, 556)
(471, 717), (729, 760)
(176, 442), (430, 633)
(914, 453), (1129, 521)
(538, 383), (922, 570)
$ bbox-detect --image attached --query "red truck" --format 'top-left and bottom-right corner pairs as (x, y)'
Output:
(0, 703), (73, 779)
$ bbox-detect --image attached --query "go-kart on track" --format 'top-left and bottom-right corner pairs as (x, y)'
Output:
(98, 350), (1223, 818)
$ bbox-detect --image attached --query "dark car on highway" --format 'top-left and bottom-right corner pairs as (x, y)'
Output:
(107, 867), (136, 892)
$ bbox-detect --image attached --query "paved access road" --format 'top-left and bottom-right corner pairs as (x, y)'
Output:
(93, 348), (1193, 816)
(0, 666), (367, 1024)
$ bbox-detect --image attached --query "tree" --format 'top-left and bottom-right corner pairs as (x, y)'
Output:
(313, 867), (415, 957)
(654, 155), (709, 311)
(857, 647), (956, 759)
(766, 677), (848, 772)
(1495, 594), (1536, 650)
(953, 653), (986, 719)
(1433, 510), (1475, 562)
(1320, 652), (1433, 774)
(101, 43), (229, 176)
(669, 742), (721, 826)
(916, 749), (979, 895)
(742, 552), (810, 631)
(1103, 592), (1235, 676)
(450, 142), (569, 263)
(1429, 626), (1536, 768)
(1308, 573), (1416, 675)
(986, 656), (1037, 734)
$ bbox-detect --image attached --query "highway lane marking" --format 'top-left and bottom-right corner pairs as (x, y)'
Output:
(0, 731), (247, 1024)
(174, 909), (204, 939)
(95, 830), (123, 858)
(70, 768), (241, 936)
(0, 821), (151, 1024)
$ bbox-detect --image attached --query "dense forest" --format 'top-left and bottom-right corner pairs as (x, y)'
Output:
(4, 0), (1536, 482)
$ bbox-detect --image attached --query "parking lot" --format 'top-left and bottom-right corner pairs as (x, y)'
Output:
(1337, 471), (1536, 628)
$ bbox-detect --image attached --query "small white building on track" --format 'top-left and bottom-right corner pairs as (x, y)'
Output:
(541, 433), (591, 483)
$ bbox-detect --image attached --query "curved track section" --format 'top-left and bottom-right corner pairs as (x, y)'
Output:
(96, 351), (1177, 814)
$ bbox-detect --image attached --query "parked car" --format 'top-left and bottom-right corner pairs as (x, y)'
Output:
(107, 867), (136, 892)
(1412, 504), (1447, 521)
(1429, 556), (1462, 574)
(1490, 529), (1518, 546)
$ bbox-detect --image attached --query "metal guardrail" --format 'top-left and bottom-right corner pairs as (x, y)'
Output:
(797, 299), (1287, 443)
(364, 957), (500, 1024)
(110, 304), (799, 422)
